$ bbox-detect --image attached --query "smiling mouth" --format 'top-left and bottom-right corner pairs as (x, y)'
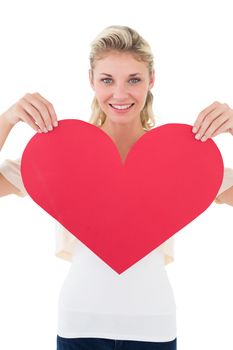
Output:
(109, 103), (134, 110)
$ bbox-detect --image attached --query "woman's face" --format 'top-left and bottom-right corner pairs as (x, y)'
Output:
(89, 51), (155, 127)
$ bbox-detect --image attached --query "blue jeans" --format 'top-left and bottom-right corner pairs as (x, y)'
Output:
(57, 335), (177, 349)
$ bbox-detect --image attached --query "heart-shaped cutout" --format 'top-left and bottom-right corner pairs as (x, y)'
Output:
(21, 119), (223, 274)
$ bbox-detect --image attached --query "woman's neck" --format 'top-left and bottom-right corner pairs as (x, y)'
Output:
(99, 122), (147, 162)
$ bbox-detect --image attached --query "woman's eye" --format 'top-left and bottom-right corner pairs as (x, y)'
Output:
(101, 78), (112, 84)
(101, 78), (141, 85)
(129, 78), (140, 84)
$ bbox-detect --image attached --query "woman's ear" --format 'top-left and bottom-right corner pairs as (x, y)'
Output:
(149, 69), (155, 90)
(89, 69), (95, 91)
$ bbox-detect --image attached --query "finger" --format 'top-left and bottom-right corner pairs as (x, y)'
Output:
(211, 118), (233, 137)
(17, 106), (43, 133)
(199, 115), (229, 141)
(23, 93), (52, 131)
(20, 98), (47, 132)
(193, 101), (222, 133)
(194, 105), (228, 140)
(195, 106), (227, 139)
(34, 92), (58, 127)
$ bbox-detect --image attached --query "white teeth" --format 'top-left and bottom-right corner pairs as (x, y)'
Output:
(111, 104), (133, 110)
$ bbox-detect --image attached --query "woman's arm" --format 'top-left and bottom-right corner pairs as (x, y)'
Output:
(0, 112), (14, 151)
(192, 101), (233, 207)
(0, 114), (21, 197)
(0, 93), (58, 197)
(215, 186), (233, 206)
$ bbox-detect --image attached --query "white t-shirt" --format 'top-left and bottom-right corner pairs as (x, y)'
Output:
(57, 234), (177, 342)
(1, 157), (233, 342)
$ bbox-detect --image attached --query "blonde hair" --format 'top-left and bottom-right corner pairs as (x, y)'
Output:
(88, 25), (156, 131)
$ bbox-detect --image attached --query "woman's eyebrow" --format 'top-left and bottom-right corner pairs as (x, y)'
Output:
(100, 73), (142, 77)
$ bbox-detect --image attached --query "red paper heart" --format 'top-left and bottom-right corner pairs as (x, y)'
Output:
(21, 119), (223, 274)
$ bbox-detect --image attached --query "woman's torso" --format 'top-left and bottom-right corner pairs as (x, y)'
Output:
(57, 239), (177, 342)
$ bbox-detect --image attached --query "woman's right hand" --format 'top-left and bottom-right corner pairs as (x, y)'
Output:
(2, 92), (58, 133)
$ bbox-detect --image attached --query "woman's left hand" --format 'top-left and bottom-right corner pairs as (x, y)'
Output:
(192, 101), (233, 142)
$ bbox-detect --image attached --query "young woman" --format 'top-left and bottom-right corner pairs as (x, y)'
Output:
(1, 25), (233, 350)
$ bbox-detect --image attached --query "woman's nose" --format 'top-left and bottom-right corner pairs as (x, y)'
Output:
(112, 84), (129, 99)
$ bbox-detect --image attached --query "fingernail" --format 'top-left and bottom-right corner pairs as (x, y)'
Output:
(53, 121), (58, 127)
(43, 128), (48, 133)
(195, 133), (200, 140)
(192, 127), (197, 133)
(48, 125), (53, 131)
(201, 135), (207, 142)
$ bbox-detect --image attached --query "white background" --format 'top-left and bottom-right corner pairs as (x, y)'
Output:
(0, 0), (233, 349)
